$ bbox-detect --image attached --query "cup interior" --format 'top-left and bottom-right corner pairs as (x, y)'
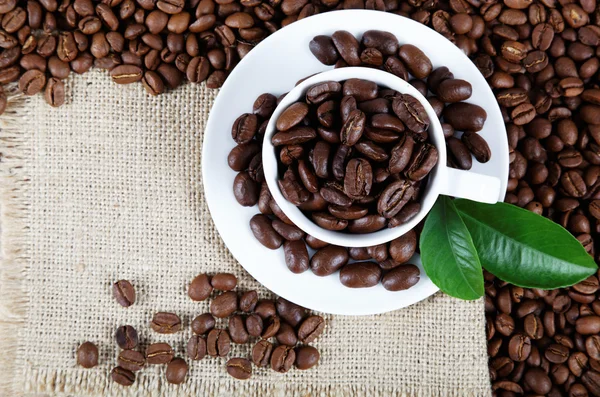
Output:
(262, 67), (448, 248)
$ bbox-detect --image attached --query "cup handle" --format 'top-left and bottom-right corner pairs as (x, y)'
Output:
(438, 166), (502, 204)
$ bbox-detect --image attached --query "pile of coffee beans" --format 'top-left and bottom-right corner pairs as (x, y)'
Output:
(272, 79), (439, 232)
(486, 271), (600, 396)
(76, 274), (324, 385)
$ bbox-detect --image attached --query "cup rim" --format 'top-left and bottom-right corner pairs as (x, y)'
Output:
(262, 67), (447, 248)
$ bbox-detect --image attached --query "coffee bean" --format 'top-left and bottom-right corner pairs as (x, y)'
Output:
(250, 214), (283, 249)
(187, 335), (207, 361)
(392, 94), (430, 134)
(274, 321), (297, 346)
(226, 357), (252, 380)
(377, 180), (414, 218)
(191, 313), (215, 335)
(109, 65), (142, 84)
(210, 291), (238, 318)
(113, 279), (135, 307)
(382, 264), (420, 291)
(340, 261), (381, 288)
(207, 329), (231, 357)
(211, 273), (237, 291)
(118, 350), (145, 372)
(293, 346), (319, 370)
(348, 214), (387, 233)
(462, 131), (491, 163)
(19, 69), (45, 95)
(146, 343), (174, 364)
(297, 315), (325, 343)
(331, 30), (360, 66)
(188, 273), (212, 301)
(271, 345), (296, 373)
(150, 312), (181, 334)
(443, 103), (487, 132)
(252, 340), (273, 367)
(398, 44), (432, 79)
(582, 370), (600, 395)
(436, 79), (472, 103)
(577, 316), (600, 335)
(309, 35), (338, 65)
(165, 358), (188, 384)
(115, 325), (138, 349)
(111, 366), (135, 386)
(238, 290), (258, 313)
(77, 342), (98, 368)
(546, 343), (571, 363)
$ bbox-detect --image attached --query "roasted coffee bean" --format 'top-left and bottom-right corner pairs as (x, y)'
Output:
(233, 171), (259, 206)
(406, 143), (438, 181)
(118, 350), (145, 372)
(77, 342), (99, 368)
(443, 103), (487, 132)
(271, 345), (296, 373)
(187, 335), (207, 361)
(252, 340), (273, 367)
(115, 325), (138, 349)
(237, 291), (258, 313)
(146, 343), (174, 364)
(19, 69), (45, 95)
(312, 211), (348, 231)
(272, 127), (317, 146)
(111, 366), (135, 386)
(398, 44), (432, 79)
(340, 261), (381, 288)
(276, 297), (306, 327)
(297, 315), (325, 343)
(210, 291), (238, 318)
(307, 81), (341, 105)
(113, 279), (135, 307)
(295, 346), (320, 370)
(447, 137), (472, 170)
(226, 358), (252, 380)
(207, 329), (231, 357)
(437, 79), (472, 103)
(462, 131), (491, 163)
(508, 333), (532, 362)
(165, 358), (188, 384)
(211, 273), (237, 291)
(310, 245), (349, 276)
(340, 109), (366, 146)
(250, 214), (283, 249)
(229, 315), (249, 344)
(382, 264), (420, 291)
(189, 273), (212, 301)
(191, 313), (215, 335)
(377, 180), (414, 218)
(309, 35), (338, 65)
(343, 158), (372, 198)
(331, 30), (360, 66)
(245, 313), (263, 337)
(348, 214), (387, 233)
(392, 94), (430, 134)
(150, 312), (181, 334)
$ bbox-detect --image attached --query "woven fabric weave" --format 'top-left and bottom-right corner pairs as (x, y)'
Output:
(0, 70), (491, 396)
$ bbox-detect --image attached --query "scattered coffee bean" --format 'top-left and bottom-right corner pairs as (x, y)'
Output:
(188, 273), (212, 301)
(111, 366), (135, 386)
(165, 358), (188, 384)
(271, 345), (296, 373)
(113, 279), (135, 307)
(150, 312), (181, 334)
(146, 342), (174, 364)
(77, 341), (98, 368)
(211, 273), (237, 291)
(191, 313), (215, 335)
(294, 345), (320, 370)
(226, 357), (252, 380)
(206, 328), (231, 357)
(115, 325), (138, 350)
(118, 350), (145, 372)
(210, 291), (238, 318)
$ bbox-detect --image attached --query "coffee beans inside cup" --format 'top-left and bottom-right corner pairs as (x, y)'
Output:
(271, 79), (439, 233)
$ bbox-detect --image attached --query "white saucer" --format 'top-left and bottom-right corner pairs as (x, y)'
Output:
(202, 10), (509, 315)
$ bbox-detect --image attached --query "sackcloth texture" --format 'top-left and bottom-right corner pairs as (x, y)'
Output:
(0, 69), (492, 396)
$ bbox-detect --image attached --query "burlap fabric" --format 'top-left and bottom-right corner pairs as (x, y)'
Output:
(0, 69), (491, 396)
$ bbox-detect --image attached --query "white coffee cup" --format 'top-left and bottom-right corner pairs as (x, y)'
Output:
(262, 67), (501, 248)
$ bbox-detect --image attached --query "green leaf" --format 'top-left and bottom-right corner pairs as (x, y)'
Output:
(455, 200), (597, 289)
(420, 196), (484, 300)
